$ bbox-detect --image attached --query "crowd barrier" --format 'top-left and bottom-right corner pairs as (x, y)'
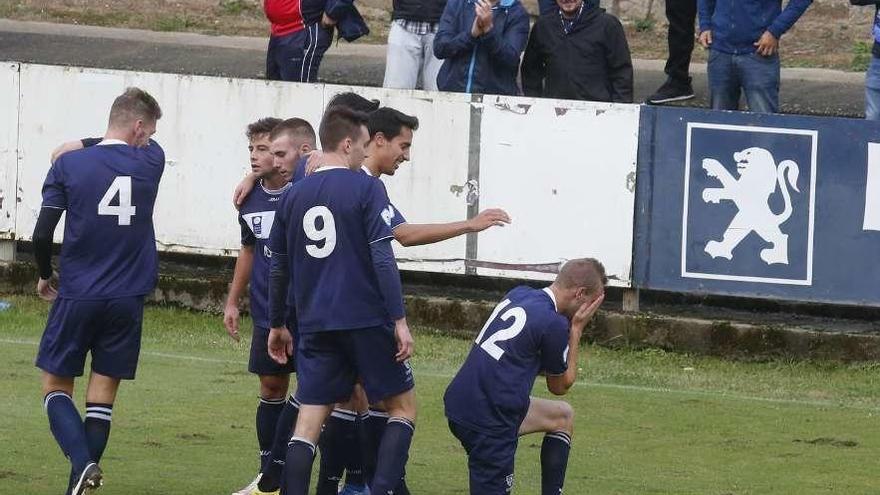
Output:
(0, 63), (639, 287)
(2, 62), (878, 306)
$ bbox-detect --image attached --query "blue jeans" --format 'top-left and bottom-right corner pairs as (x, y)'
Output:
(707, 49), (780, 113)
(865, 56), (880, 120)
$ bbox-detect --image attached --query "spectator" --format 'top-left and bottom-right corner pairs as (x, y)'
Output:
(647, 0), (697, 104)
(851, 0), (880, 120)
(263, 0), (368, 82)
(698, 0), (813, 113)
(433, 0), (530, 95)
(383, 0), (448, 91)
(521, 0), (633, 103)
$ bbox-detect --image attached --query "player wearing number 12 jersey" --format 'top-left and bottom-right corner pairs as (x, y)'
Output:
(31, 87), (163, 495)
(444, 259), (606, 495)
(265, 107), (417, 495)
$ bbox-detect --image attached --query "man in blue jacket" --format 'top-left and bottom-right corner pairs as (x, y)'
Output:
(433, 0), (530, 95)
(698, 0), (812, 113)
(851, 0), (880, 120)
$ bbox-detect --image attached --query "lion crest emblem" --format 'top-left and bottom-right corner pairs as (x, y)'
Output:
(701, 147), (800, 265)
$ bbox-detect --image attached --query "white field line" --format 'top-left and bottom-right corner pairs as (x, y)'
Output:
(2, 337), (876, 412)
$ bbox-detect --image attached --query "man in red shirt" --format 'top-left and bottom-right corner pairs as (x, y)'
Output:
(263, 0), (362, 81)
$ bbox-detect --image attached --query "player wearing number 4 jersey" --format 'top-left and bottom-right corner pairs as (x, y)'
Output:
(445, 259), (606, 495)
(265, 107), (417, 495)
(31, 87), (164, 495)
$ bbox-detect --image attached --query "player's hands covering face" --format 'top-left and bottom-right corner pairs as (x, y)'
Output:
(571, 292), (605, 331)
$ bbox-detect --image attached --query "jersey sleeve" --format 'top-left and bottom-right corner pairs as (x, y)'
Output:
(140, 139), (166, 174)
(362, 178), (396, 244)
(239, 215), (256, 247)
(540, 317), (570, 376)
(41, 161), (67, 210)
(389, 202), (407, 230)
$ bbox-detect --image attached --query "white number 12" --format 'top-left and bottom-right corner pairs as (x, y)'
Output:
(98, 176), (136, 226)
(474, 299), (527, 361)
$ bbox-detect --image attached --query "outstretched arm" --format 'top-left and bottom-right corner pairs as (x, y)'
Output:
(393, 208), (510, 247)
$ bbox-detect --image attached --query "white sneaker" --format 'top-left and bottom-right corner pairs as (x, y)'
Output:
(231, 475), (260, 495)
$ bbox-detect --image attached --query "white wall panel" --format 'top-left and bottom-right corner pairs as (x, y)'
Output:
(0, 63), (19, 239)
(475, 96), (640, 286)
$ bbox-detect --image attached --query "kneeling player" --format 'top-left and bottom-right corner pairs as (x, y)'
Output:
(444, 259), (606, 494)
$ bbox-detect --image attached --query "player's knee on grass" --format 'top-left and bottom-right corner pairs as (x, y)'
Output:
(552, 401), (574, 435)
(259, 373), (290, 400)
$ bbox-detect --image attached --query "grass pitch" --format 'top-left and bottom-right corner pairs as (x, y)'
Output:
(1, 295), (878, 494)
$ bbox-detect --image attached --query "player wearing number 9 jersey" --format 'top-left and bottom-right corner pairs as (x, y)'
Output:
(31, 87), (163, 495)
(265, 107), (417, 495)
(444, 259), (607, 495)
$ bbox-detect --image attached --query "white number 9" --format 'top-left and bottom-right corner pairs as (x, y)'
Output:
(303, 206), (337, 258)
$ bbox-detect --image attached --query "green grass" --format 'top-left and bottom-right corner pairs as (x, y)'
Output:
(1, 294), (879, 494)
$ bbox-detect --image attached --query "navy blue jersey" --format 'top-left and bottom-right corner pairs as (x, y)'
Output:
(239, 180), (292, 328)
(268, 166), (397, 333)
(444, 286), (571, 436)
(359, 166), (408, 230)
(41, 140), (165, 299)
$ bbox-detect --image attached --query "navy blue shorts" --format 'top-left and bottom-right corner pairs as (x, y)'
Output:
(294, 326), (415, 405)
(35, 296), (145, 380)
(249, 325), (296, 375)
(448, 420), (518, 495)
(266, 24), (332, 82)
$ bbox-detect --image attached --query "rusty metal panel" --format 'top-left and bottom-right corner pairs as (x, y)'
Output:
(0, 63), (19, 240)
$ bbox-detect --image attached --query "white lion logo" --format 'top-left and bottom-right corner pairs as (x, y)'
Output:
(701, 147), (800, 265)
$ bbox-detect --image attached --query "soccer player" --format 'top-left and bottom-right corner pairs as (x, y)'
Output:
(245, 118), (319, 495)
(224, 117), (313, 495)
(32, 87), (163, 495)
(265, 107), (417, 495)
(444, 258), (606, 495)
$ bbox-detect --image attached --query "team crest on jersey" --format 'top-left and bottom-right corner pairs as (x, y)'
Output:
(242, 211), (277, 240)
(381, 205), (396, 226)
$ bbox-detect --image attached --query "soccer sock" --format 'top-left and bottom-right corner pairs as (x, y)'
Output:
(257, 395), (299, 492)
(361, 408), (388, 485)
(343, 412), (366, 488)
(284, 437), (317, 495)
(83, 402), (113, 462)
(540, 431), (572, 495)
(256, 396), (286, 470)
(370, 417), (415, 494)
(44, 391), (92, 474)
(316, 408), (356, 495)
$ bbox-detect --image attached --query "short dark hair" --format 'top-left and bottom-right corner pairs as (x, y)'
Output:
(269, 117), (317, 146)
(327, 92), (381, 114)
(108, 87), (162, 125)
(368, 107), (419, 141)
(319, 107), (370, 151)
(557, 258), (607, 294)
(246, 117), (283, 141)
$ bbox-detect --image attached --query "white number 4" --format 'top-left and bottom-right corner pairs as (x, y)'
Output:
(474, 299), (527, 361)
(98, 176), (137, 226)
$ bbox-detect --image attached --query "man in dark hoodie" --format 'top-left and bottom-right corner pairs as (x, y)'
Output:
(433, 0), (530, 95)
(521, 0), (633, 103)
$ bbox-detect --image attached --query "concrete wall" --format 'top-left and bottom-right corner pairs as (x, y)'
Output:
(0, 63), (639, 286)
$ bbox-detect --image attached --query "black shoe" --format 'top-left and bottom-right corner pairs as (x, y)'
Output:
(647, 78), (695, 105)
(71, 463), (103, 495)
